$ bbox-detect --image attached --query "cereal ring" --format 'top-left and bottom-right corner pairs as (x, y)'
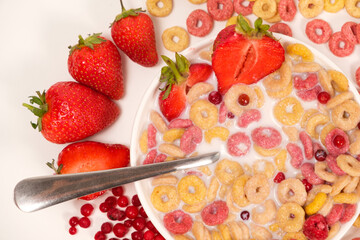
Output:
(299, 131), (314, 160)
(326, 91), (353, 109)
(227, 132), (251, 157)
(207, 177), (219, 202)
(150, 110), (168, 133)
(250, 223), (273, 240)
(217, 224), (232, 240)
(356, 66), (360, 88)
(201, 201), (229, 226)
(173, 235), (193, 240)
(336, 154), (360, 177)
(275, 149), (287, 171)
(276, 202), (305, 233)
(298, 0), (324, 18)
(210, 230), (222, 240)
(180, 126), (202, 155)
(294, 73), (318, 90)
(328, 69), (349, 92)
(282, 232), (307, 240)
(277, 178), (307, 206)
(253, 86), (265, 108)
(186, 10), (213, 37)
(278, 0), (297, 22)
(305, 192), (327, 215)
(224, 84), (257, 116)
(251, 199), (277, 225)
(189, 100), (218, 130)
(168, 119), (193, 129)
(334, 193), (360, 204)
(143, 149), (157, 165)
(314, 162), (338, 182)
(231, 174), (250, 207)
(146, 0), (173, 17)
(324, 0), (344, 12)
(228, 221), (250, 240)
(306, 19), (332, 44)
(287, 43), (314, 62)
(269, 22), (293, 36)
(332, 100), (360, 131)
(297, 85), (322, 102)
(326, 204), (345, 226)
(152, 174), (178, 186)
(318, 196), (334, 216)
(341, 21), (358, 45)
(318, 68), (335, 96)
(254, 144), (280, 157)
(178, 175), (207, 205)
(326, 154), (346, 176)
(162, 26), (190, 52)
(155, 153), (167, 163)
(301, 163), (325, 185)
(234, 0), (255, 15)
(215, 159), (244, 185)
(287, 143), (304, 169)
(320, 123), (335, 146)
(244, 174), (270, 204)
(265, 10), (282, 23)
(306, 184), (333, 204)
(354, 214), (360, 227)
(329, 31), (355, 57)
(251, 127), (282, 149)
(192, 221), (211, 240)
(331, 175), (352, 196)
(283, 126), (299, 142)
(253, 159), (276, 178)
(188, 0), (207, 4)
(204, 126), (230, 143)
(263, 60), (292, 91)
(340, 204), (357, 223)
(345, 0), (360, 17)
(158, 143), (185, 158)
(237, 109), (261, 128)
(226, 190), (241, 213)
(344, 176), (360, 193)
(274, 97), (304, 126)
(325, 128), (349, 156)
(266, 79), (293, 98)
(187, 82), (214, 104)
(164, 210), (193, 234)
(303, 214), (329, 240)
(151, 185), (180, 212)
(253, 0), (277, 19)
(147, 123), (157, 149)
(305, 113), (329, 139)
(293, 62), (321, 73)
(207, 0), (234, 21)
(139, 130), (148, 154)
(163, 128), (185, 143)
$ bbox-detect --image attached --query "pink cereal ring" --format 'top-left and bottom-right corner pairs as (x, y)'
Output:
(168, 119), (193, 129)
(329, 31), (355, 57)
(356, 66), (360, 88)
(143, 149), (157, 165)
(326, 155), (346, 176)
(301, 162), (325, 185)
(306, 19), (333, 44)
(313, 142), (323, 153)
(155, 153), (167, 163)
(148, 124), (157, 149)
(233, 0), (255, 16)
(278, 0), (297, 21)
(296, 85), (322, 102)
(201, 201), (229, 226)
(326, 204), (345, 226)
(293, 73), (318, 90)
(357, 24), (360, 43)
(237, 109), (262, 128)
(341, 21), (358, 45)
(227, 132), (251, 157)
(269, 22), (293, 37)
(207, 0), (234, 21)
(340, 204), (357, 223)
(251, 127), (282, 149)
(180, 126), (203, 154)
(164, 210), (193, 234)
(325, 128), (350, 156)
(287, 143), (304, 169)
(219, 102), (227, 124)
(186, 9), (214, 37)
(300, 131), (314, 160)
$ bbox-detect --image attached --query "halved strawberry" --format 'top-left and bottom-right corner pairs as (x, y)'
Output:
(213, 24), (236, 52)
(212, 15), (285, 95)
(187, 63), (213, 87)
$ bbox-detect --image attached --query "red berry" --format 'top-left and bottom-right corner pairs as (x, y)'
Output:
(154, 235), (165, 240)
(107, 208), (125, 221)
(303, 214), (329, 240)
(80, 203), (94, 217)
(273, 172), (286, 183)
(69, 216), (79, 227)
(238, 94), (250, 106)
(146, 221), (157, 233)
(79, 217), (91, 228)
(139, 207), (148, 218)
(111, 186), (124, 196)
(314, 149), (327, 161)
(333, 135), (346, 148)
(227, 112), (235, 119)
(144, 230), (156, 240)
(99, 202), (111, 213)
(94, 231), (106, 240)
(302, 178), (313, 192)
(69, 227), (77, 235)
(132, 217), (146, 231)
(113, 223), (128, 238)
(131, 231), (144, 240)
(125, 206), (139, 219)
(109, 238), (120, 240)
(131, 194), (141, 207)
(358, 122), (360, 130)
(317, 91), (331, 104)
(101, 222), (113, 234)
(117, 195), (129, 208)
(105, 196), (118, 208)
(124, 219), (133, 228)
(240, 210), (250, 220)
(208, 91), (222, 105)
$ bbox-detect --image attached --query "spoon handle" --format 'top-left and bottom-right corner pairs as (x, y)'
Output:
(14, 152), (219, 213)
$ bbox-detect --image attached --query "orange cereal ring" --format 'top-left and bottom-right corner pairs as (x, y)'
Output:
(336, 154), (360, 177)
(162, 26), (190, 52)
(276, 202), (305, 232)
(266, 78), (293, 98)
(189, 99), (218, 130)
(188, 0), (207, 4)
(282, 232), (307, 240)
(178, 175), (207, 205)
(151, 185), (180, 212)
(231, 174), (250, 207)
(215, 159), (244, 185)
(253, 0), (277, 19)
(254, 144), (281, 157)
(287, 43), (314, 62)
(324, 0), (344, 12)
(207, 177), (220, 202)
(277, 178), (307, 206)
(263, 60), (292, 92)
(251, 199), (277, 224)
(298, 0), (324, 18)
(244, 174), (270, 204)
(274, 97), (304, 126)
(331, 99), (360, 131)
(345, 0), (360, 17)
(204, 126), (230, 143)
(224, 84), (257, 116)
(163, 128), (186, 143)
(305, 113), (329, 139)
(254, 86), (265, 108)
(146, 0), (173, 17)
(328, 70), (349, 92)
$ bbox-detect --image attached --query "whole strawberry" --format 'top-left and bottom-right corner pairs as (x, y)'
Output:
(23, 82), (120, 144)
(111, 0), (158, 67)
(68, 33), (124, 100)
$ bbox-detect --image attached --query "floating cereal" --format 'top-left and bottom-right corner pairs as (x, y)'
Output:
(325, 128), (350, 155)
(231, 174), (250, 207)
(163, 128), (185, 143)
(277, 178), (307, 205)
(244, 174), (270, 204)
(178, 175), (207, 205)
(189, 99), (218, 130)
(300, 131), (314, 160)
(306, 19), (333, 44)
(326, 154), (346, 176)
(326, 204), (345, 226)
(186, 9), (214, 37)
(336, 154), (360, 177)
(227, 132), (251, 156)
(150, 110), (168, 133)
(139, 130), (148, 154)
(164, 210), (193, 234)
(305, 113), (329, 139)
(287, 143), (304, 169)
(251, 127), (282, 149)
(187, 82), (214, 104)
(340, 204), (357, 223)
(180, 126), (203, 154)
(201, 201), (229, 226)
(294, 73), (318, 90)
(296, 85), (322, 102)
(331, 99), (360, 131)
(204, 126), (230, 143)
(328, 69), (349, 92)
(276, 202), (305, 232)
(301, 162), (325, 185)
(274, 97), (304, 126)
(251, 199), (277, 224)
(224, 84), (257, 116)
(147, 123), (157, 149)
(168, 119), (193, 129)
(215, 159), (244, 185)
(237, 109), (261, 128)
(305, 192), (327, 215)
(151, 185), (180, 212)
(287, 43), (314, 62)
(162, 26), (190, 52)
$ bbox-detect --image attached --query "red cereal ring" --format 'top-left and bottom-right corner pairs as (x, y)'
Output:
(293, 73), (318, 90)
(326, 154), (346, 176)
(233, 0), (255, 16)
(143, 149), (157, 165)
(357, 24), (360, 43)
(269, 22), (293, 37)
(251, 127), (282, 149)
(299, 131), (314, 160)
(278, 0), (297, 21)
(341, 21), (359, 45)
(237, 109), (262, 128)
(325, 128), (350, 156)
(306, 19), (332, 44)
(207, 0), (234, 21)
(155, 153), (167, 163)
(218, 102), (228, 124)
(326, 204), (344, 226)
(287, 143), (304, 169)
(296, 85), (322, 102)
(301, 162), (325, 185)
(227, 132), (251, 157)
(148, 124), (157, 149)
(163, 210), (193, 234)
(201, 200), (229, 226)
(186, 9), (214, 37)
(329, 31), (355, 57)
(356, 66), (360, 88)
(340, 204), (357, 223)
(180, 126), (203, 154)
(168, 119), (193, 129)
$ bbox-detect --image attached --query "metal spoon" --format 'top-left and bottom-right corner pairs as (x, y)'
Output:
(14, 152), (220, 213)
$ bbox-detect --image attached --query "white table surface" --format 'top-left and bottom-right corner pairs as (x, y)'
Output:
(1, 0), (359, 239)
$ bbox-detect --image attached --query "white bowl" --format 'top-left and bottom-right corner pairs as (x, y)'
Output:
(130, 34), (360, 240)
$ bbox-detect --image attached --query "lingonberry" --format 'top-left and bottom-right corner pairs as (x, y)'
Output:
(131, 231), (144, 240)
(333, 135), (345, 148)
(79, 217), (91, 228)
(109, 238), (120, 240)
(139, 207), (148, 218)
(144, 230), (156, 240)
(99, 202), (111, 213)
(208, 91), (222, 105)
(117, 195), (129, 208)
(80, 203), (94, 217)
(358, 122), (360, 130)
(125, 205), (139, 219)
(227, 112), (235, 119)
(132, 217), (146, 231)
(146, 221), (157, 232)
(240, 210), (250, 220)
(154, 234), (165, 240)
(131, 195), (141, 207)
(238, 93), (250, 106)
(124, 219), (133, 228)
(317, 91), (331, 104)
(273, 172), (286, 183)
(113, 223), (128, 238)
(315, 149), (327, 161)
(69, 216), (79, 227)
(111, 186), (124, 196)
(101, 222), (113, 234)
(94, 231), (106, 240)
(105, 196), (118, 208)
(69, 226), (77, 235)
(302, 179), (313, 192)
(107, 208), (125, 221)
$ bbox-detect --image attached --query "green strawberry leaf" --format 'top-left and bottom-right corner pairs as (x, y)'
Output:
(23, 90), (47, 132)
(235, 14), (275, 40)
(46, 159), (63, 174)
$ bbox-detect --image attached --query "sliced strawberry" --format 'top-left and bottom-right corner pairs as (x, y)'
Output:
(187, 63), (213, 87)
(213, 24), (236, 52)
(159, 84), (186, 122)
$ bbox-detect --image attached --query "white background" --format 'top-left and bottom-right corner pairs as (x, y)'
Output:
(0, 0), (359, 239)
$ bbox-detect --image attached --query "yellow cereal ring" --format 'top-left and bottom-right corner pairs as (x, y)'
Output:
(163, 128), (186, 142)
(305, 113), (329, 139)
(204, 126), (230, 143)
(146, 0), (173, 17)
(244, 174), (270, 204)
(215, 159), (244, 185)
(266, 79), (293, 99)
(282, 232), (307, 240)
(228, 221), (250, 240)
(274, 149), (287, 171)
(320, 123), (335, 146)
(283, 127), (299, 142)
(224, 84), (257, 115)
(217, 224), (232, 240)
(274, 97), (304, 126)
(305, 192), (327, 215)
(328, 70), (349, 92)
(276, 202), (305, 233)
(345, 0), (360, 17)
(198, 166), (212, 176)
(188, 0), (207, 4)
(178, 175), (207, 205)
(336, 154), (360, 177)
(300, 109), (319, 129)
(250, 223), (272, 240)
(287, 43), (314, 62)
(318, 68), (335, 96)
(333, 193), (360, 204)
(269, 223), (279, 232)
(254, 86), (265, 108)
(211, 230), (222, 240)
(151, 185), (180, 212)
(324, 0), (344, 12)
(190, 99), (218, 130)
(251, 199), (277, 224)
(353, 214), (360, 228)
(207, 177), (219, 202)
(139, 130), (148, 154)
(265, 11), (281, 23)
(182, 201), (206, 213)
(231, 174), (250, 207)
(292, 62), (321, 72)
(254, 144), (281, 157)
(192, 221), (211, 239)
(253, 0), (277, 19)
(298, 0), (324, 18)
(151, 174), (178, 186)
(174, 235), (193, 240)
(162, 26), (190, 52)
(253, 159), (276, 178)
(332, 100), (360, 131)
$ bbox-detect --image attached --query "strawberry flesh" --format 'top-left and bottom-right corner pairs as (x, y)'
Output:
(187, 63), (213, 87)
(159, 84), (186, 122)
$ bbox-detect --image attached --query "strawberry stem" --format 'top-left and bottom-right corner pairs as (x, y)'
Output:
(23, 90), (47, 131)
(235, 14), (275, 39)
(111, 0), (145, 26)
(46, 159), (63, 174)
(68, 33), (106, 55)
